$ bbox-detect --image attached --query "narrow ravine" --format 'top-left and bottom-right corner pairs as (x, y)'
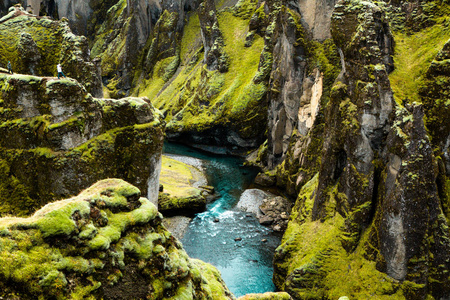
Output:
(163, 142), (282, 297)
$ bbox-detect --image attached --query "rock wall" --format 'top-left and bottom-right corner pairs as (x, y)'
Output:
(0, 179), (235, 299)
(296, 0), (336, 41)
(0, 73), (165, 216)
(266, 4), (308, 169)
(0, 5), (103, 97)
(271, 0), (450, 298)
(198, 0), (228, 72)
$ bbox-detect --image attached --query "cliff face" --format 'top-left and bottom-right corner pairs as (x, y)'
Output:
(0, 179), (234, 299)
(0, 5), (103, 97)
(0, 73), (165, 216)
(270, 0), (450, 298)
(1, 0), (450, 298)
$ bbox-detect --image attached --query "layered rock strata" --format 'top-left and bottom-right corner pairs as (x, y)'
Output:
(0, 73), (165, 216)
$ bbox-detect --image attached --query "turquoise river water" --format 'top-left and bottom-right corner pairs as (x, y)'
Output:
(163, 143), (282, 297)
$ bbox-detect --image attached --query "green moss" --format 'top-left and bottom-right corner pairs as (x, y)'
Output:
(91, 0), (127, 76)
(191, 259), (232, 299)
(0, 16), (63, 76)
(35, 201), (90, 237)
(88, 198), (158, 250)
(237, 292), (292, 300)
(389, 24), (450, 105)
(233, 0), (258, 19)
(180, 13), (202, 63)
(138, 56), (180, 100)
(275, 174), (412, 299)
(0, 179), (211, 299)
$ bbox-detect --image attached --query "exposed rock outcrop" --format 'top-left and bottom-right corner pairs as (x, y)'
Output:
(158, 155), (209, 215)
(372, 104), (450, 298)
(237, 188), (276, 217)
(0, 179), (235, 299)
(0, 5), (102, 97)
(258, 0), (340, 170)
(297, 0), (337, 41)
(198, 0), (228, 72)
(258, 196), (292, 231)
(313, 0), (394, 233)
(420, 38), (450, 176)
(266, 5), (308, 169)
(0, 73), (165, 216)
(272, 0), (450, 298)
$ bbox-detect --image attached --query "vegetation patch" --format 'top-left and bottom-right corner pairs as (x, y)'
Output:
(389, 20), (450, 104)
(0, 179), (234, 299)
(139, 9), (267, 141)
(274, 175), (412, 299)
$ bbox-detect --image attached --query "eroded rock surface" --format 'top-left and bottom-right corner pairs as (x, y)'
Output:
(258, 196), (292, 231)
(0, 179), (235, 299)
(0, 5), (102, 97)
(272, 0), (450, 298)
(0, 74), (165, 216)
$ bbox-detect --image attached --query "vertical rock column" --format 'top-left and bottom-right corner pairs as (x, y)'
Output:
(312, 0), (394, 251)
(198, 0), (228, 72)
(375, 104), (450, 299)
(266, 4), (309, 169)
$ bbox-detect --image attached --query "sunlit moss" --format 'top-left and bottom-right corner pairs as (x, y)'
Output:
(389, 23), (450, 104)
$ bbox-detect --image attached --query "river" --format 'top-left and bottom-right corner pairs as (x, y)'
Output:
(163, 142), (282, 297)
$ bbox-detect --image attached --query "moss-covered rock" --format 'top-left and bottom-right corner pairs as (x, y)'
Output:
(0, 179), (235, 299)
(139, 8), (269, 150)
(370, 104), (450, 299)
(273, 0), (450, 298)
(91, 0), (187, 98)
(158, 155), (208, 215)
(0, 73), (165, 216)
(198, 0), (229, 72)
(237, 291), (292, 300)
(0, 5), (102, 97)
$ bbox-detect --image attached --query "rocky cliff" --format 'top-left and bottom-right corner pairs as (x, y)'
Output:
(0, 0), (449, 298)
(0, 5), (103, 97)
(0, 179), (235, 299)
(270, 0), (450, 298)
(0, 72), (165, 216)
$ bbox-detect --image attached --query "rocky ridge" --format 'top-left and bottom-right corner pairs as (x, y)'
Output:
(270, 0), (450, 298)
(0, 71), (165, 216)
(0, 5), (102, 97)
(0, 179), (235, 299)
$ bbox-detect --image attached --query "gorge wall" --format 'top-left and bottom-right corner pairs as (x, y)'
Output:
(0, 6), (165, 217)
(0, 0), (449, 298)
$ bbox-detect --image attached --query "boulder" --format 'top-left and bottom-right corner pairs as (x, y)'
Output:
(236, 188), (275, 217)
(258, 196), (292, 231)
(254, 172), (276, 187)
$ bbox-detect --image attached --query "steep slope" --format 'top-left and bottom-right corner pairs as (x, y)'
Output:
(141, 5), (268, 149)
(0, 179), (234, 299)
(0, 5), (102, 97)
(271, 0), (450, 298)
(0, 72), (165, 216)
